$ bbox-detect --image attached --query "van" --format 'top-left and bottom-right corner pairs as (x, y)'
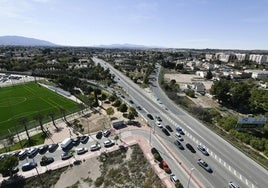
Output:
(61, 138), (73, 150)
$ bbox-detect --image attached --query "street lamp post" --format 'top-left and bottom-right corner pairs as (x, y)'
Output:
(187, 168), (195, 188)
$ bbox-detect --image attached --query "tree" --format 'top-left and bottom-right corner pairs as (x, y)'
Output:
(114, 135), (119, 145)
(118, 103), (128, 113)
(113, 99), (121, 107)
(106, 107), (115, 118)
(33, 113), (46, 135)
(250, 89), (268, 113)
(0, 156), (19, 177)
(127, 112), (135, 120)
(210, 80), (231, 105)
(229, 83), (251, 112)
(48, 112), (58, 130)
(18, 117), (31, 145)
(129, 107), (138, 117)
(59, 107), (67, 122)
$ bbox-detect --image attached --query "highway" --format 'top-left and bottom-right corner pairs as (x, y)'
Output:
(93, 57), (268, 188)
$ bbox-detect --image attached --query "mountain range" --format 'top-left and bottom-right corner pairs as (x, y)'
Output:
(0, 36), (56, 46)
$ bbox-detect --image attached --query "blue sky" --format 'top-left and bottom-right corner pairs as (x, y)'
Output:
(0, 0), (267, 49)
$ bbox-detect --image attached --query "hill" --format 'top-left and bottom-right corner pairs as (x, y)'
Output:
(0, 36), (56, 46)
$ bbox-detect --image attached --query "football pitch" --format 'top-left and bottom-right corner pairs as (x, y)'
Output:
(0, 82), (79, 139)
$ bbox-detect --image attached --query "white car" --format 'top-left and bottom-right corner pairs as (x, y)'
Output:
(170, 173), (179, 183)
(90, 144), (101, 151)
(76, 147), (88, 155)
(155, 121), (162, 128)
(104, 140), (115, 147)
(197, 144), (209, 156)
(229, 182), (239, 188)
(175, 133), (184, 141)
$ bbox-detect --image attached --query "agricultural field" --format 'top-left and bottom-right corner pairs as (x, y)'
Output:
(0, 82), (79, 139)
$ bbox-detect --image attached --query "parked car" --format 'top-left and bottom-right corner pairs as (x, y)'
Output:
(40, 157), (54, 166)
(61, 152), (73, 160)
(165, 125), (173, 132)
(175, 133), (184, 141)
(174, 140), (184, 150)
(22, 162), (37, 172)
(48, 143), (59, 153)
(197, 145), (209, 156)
(228, 182), (240, 188)
(90, 144), (101, 151)
(27, 147), (39, 159)
(80, 135), (89, 144)
(72, 137), (81, 146)
(18, 150), (28, 160)
(104, 140), (115, 147)
(11, 167), (19, 174)
(76, 147), (88, 155)
(170, 174), (179, 183)
(38, 145), (49, 155)
(103, 130), (111, 137)
(176, 127), (185, 135)
(129, 100), (134, 104)
(151, 147), (160, 155)
(162, 128), (170, 136)
(136, 106), (142, 110)
(186, 143), (196, 153)
(96, 132), (103, 139)
(197, 159), (212, 173)
(147, 114), (154, 120)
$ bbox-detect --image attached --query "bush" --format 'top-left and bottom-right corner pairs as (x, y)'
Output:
(94, 176), (104, 187)
(175, 181), (183, 188)
(153, 153), (162, 162)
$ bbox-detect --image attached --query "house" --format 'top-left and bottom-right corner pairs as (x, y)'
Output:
(194, 82), (206, 95)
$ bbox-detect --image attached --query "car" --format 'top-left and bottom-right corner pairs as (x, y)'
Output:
(72, 137), (81, 146)
(151, 147), (160, 155)
(11, 167), (19, 174)
(77, 147), (88, 155)
(165, 125), (173, 132)
(61, 152), (73, 160)
(90, 144), (101, 151)
(175, 133), (184, 141)
(38, 145), (49, 154)
(104, 140), (115, 147)
(147, 114), (154, 120)
(129, 100), (134, 104)
(186, 143), (196, 153)
(136, 106), (142, 110)
(197, 145), (209, 156)
(155, 115), (162, 122)
(80, 135), (89, 144)
(48, 143), (59, 153)
(174, 140), (184, 150)
(96, 132), (103, 139)
(27, 147), (39, 158)
(22, 162), (37, 172)
(40, 157), (54, 166)
(176, 127), (185, 135)
(197, 159), (212, 173)
(121, 95), (125, 98)
(103, 130), (111, 137)
(228, 182), (240, 188)
(170, 174), (179, 183)
(162, 128), (170, 136)
(18, 149), (28, 160)
(155, 121), (163, 128)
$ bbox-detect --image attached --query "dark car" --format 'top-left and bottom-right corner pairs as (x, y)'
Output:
(151, 147), (160, 155)
(174, 140), (184, 150)
(11, 167), (19, 174)
(162, 128), (170, 136)
(165, 125), (173, 132)
(18, 150), (28, 160)
(72, 137), (81, 146)
(129, 100), (134, 104)
(155, 116), (162, 122)
(186, 143), (196, 153)
(61, 152), (73, 160)
(147, 114), (154, 120)
(40, 157), (54, 166)
(27, 147), (39, 159)
(80, 135), (89, 144)
(176, 127), (185, 135)
(22, 162), (37, 172)
(38, 145), (49, 155)
(136, 106), (142, 110)
(48, 143), (59, 153)
(96, 131), (103, 139)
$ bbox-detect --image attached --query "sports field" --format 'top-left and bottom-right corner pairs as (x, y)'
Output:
(0, 82), (79, 139)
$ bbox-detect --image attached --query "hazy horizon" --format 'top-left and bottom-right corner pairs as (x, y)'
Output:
(0, 0), (267, 50)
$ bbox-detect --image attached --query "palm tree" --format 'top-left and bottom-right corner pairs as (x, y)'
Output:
(33, 113), (46, 135)
(59, 107), (67, 122)
(48, 112), (58, 130)
(19, 117), (31, 145)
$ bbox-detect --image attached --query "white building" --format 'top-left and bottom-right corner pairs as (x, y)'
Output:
(235, 53), (248, 62)
(249, 54), (267, 64)
(245, 70), (268, 79)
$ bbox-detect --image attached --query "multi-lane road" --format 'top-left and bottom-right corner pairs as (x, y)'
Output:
(93, 57), (268, 188)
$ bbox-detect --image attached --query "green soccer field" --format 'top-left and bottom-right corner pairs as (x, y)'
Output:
(0, 82), (79, 139)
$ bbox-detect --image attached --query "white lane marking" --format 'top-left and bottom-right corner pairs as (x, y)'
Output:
(229, 165), (231, 171)
(240, 174), (242, 180)
(252, 183), (255, 188)
(246, 179), (248, 185)
(234, 170), (236, 176)
(219, 158), (221, 163)
(215, 154), (217, 160)
(224, 161), (226, 167)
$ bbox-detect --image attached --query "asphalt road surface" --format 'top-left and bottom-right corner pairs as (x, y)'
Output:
(93, 57), (268, 188)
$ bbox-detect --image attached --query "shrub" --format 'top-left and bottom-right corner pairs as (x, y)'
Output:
(94, 176), (104, 187)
